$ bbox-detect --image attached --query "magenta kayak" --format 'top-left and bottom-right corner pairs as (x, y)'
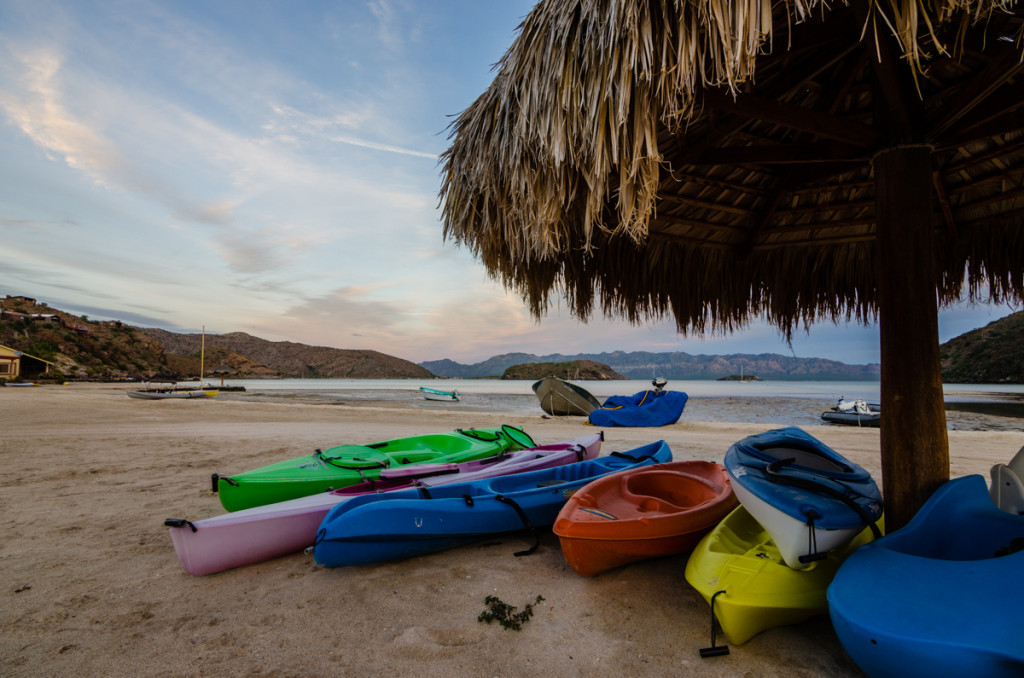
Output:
(166, 433), (603, 575)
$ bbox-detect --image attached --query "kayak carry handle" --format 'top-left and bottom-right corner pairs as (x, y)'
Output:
(495, 494), (539, 557)
(699, 590), (730, 658)
(164, 518), (197, 532)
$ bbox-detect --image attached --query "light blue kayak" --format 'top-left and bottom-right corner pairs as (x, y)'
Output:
(828, 474), (1024, 678)
(314, 440), (672, 567)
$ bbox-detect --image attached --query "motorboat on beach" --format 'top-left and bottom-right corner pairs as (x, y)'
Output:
(419, 386), (460, 402)
(532, 376), (602, 416)
(820, 397), (880, 427)
(127, 379), (219, 400)
(587, 378), (688, 427)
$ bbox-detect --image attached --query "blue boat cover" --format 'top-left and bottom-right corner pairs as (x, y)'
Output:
(724, 427), (882, 530)
(587, 390), (688, 427)
(828, 474), (1024, 678)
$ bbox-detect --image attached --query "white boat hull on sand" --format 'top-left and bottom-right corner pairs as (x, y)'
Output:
(128, 389), (218, 399)
(167, 433), (603, 575)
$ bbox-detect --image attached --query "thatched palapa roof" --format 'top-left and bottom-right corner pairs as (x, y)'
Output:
(441, 0), (1024, 334)
(439, 0), (1024, 529)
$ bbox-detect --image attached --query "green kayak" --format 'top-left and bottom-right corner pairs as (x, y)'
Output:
(215, 425), (535, 511)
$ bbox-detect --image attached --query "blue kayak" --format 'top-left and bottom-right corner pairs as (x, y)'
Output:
(314, 440), (672, 567)
(828, 474), (1024, 678)
(724, 427), (883, 569)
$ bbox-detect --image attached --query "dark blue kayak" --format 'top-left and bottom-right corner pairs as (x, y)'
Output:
(828, 474), (1024, 678)
(314, 440), (672, 567)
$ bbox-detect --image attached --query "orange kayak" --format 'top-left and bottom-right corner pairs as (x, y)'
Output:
(554, 461), (737, 576)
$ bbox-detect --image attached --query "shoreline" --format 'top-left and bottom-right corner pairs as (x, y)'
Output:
(2, 383), (1021, 677)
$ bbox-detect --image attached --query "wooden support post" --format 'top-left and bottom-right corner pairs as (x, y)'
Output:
(874, 144), (949, 532)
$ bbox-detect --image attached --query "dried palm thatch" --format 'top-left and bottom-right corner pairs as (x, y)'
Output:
(440, 0), (1024, 529)
(441, 0), (1023, 334)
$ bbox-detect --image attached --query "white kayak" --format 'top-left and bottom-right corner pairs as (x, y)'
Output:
(165, 433), (603, 575)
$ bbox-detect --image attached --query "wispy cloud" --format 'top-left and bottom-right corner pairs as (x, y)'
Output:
(326, 134), (438, 159)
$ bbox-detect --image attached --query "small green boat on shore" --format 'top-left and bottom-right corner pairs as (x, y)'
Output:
(215, 425), (535, 511)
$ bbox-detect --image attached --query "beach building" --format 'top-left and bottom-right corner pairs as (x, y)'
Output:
(0, 344), (54, 382)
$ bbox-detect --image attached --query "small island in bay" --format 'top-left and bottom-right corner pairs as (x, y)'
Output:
(501, 360), (625, 381)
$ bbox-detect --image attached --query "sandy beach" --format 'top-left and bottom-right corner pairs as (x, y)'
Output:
(2, 383), (1020, 677)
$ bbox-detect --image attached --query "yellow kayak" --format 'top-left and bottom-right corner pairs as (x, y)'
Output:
(684, 504), (881, 646)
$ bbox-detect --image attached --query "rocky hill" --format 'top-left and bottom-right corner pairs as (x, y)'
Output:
(1, 297), (170, 379)
(422, 350), (881, 381)
(940, 310), (1024, 383)
(0, 296), (433, 380)
(141, 329), (432, 379)
(501, 360), (625, 380)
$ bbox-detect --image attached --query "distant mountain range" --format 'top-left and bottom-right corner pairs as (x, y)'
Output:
(421, 351), (882, 381)
(3, 294), (1020, 383)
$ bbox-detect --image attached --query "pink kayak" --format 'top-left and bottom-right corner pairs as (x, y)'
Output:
(166, 433), (603, 575)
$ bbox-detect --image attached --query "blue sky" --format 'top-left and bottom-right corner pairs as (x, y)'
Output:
(0, 0), (1017, 366)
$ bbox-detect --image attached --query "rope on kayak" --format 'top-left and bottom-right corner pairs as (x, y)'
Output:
(765, 458), (883, 541)
(164, 518), (197, 532)
(699, 590), (730, 658)
(801, 510), (825, 564)
(212, 473), (239, 488)
(609, 451), (655, 463)
(495, 494), (539, 557)
(316, 449), (390, 471)
(573, 444), (585, 461)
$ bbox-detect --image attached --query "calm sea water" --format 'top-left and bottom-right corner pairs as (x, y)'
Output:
(194, 378), (1024, 431)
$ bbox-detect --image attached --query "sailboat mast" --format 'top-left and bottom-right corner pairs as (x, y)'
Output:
(200, 325), (205, 385)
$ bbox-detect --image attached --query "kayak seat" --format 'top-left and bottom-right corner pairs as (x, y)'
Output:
(390, 451), (444, 464)
(537, 479), (568, 488)
(621, 470), (721, 512)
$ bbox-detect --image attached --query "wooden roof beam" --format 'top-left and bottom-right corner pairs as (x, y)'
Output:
(701, 91), (882, 147)
(688, 142), (869, 166)
(657, 194), (756, 218)
(926, 47), (1024, 140)
(932, 169), (958, 239)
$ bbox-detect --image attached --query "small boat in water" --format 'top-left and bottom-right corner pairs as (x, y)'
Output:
(215, 425), (535, 511)
(554, 460), (736, 576)
(314, 440), (673, 567)
(587, 380), (688, 427)
(685, 504), (880, 646)
(166, 433), (603, 575)
(127, 379), (219, 400)
(532, 377), (601, 416)
(820, 398), (880, 427)
(828, 474), (1024, 678)
(724, 427), (883, 570)
(419, 386), (460, 402)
